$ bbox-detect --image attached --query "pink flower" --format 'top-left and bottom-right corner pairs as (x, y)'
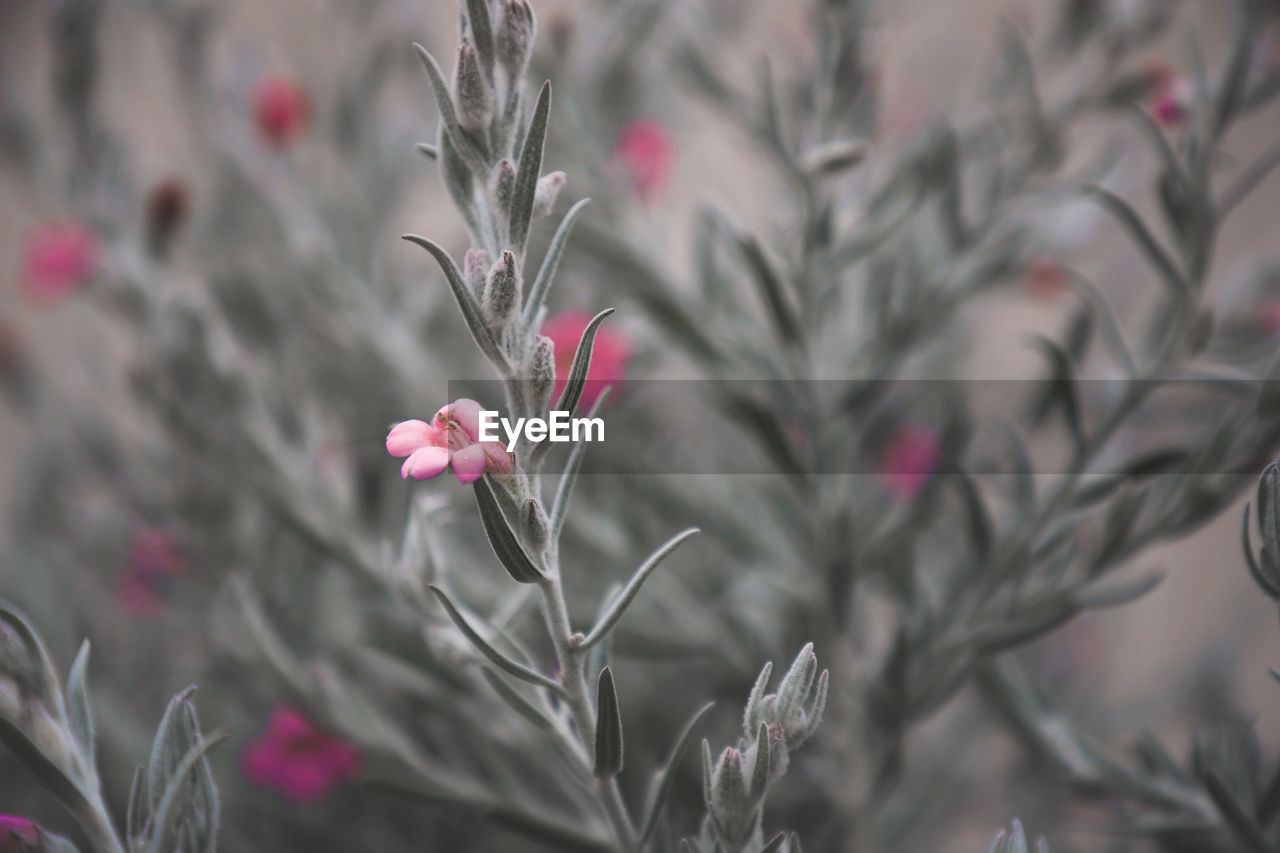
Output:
(0, 817), (39, 852)
(20, 222), (99, 306)
(1023, 254), (1068, 301)
(117, 528), (186, 618)
(251, 77), (311, 148)
(241, 706), (360, 804)
(386, 398), (513, 484)
(612, 120), (674, 205)
(543, 310), (631, 409)
(1142, 62), (1192, 127)
(877, 423), (941, 502)
(1258, 301), (1280, 337)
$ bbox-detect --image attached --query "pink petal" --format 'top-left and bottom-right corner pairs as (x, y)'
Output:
(450, 444), (488, 484)
(386, 420), (442, 457)
(402, 446), (449, 480)
(278, 761), (335, 804)
(240, 741), (284, 787)
(435, 398), (487, 442)
(481, 441), (513, 475)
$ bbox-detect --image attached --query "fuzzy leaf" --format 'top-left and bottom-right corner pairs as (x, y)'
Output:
(553, 308), (615, 419)
(402, 235), (508, 369)
(593, 667), (623, 777)
(412, 44), (488, 174)
(427, 585), (564, 695)
(473, 477), (545, 583)
(509, 81), (551, 258)
(640, 701), (715, 842)
(65, 640), (94, 761)
(582, 528), (700, 648)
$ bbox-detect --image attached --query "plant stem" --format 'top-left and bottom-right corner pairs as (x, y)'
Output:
(537, 550), (638, 851)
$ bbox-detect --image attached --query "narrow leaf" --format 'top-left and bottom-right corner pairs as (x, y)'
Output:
(402, 235), (508, 369)
(411, 44), (487, 174)
(593, 667), (623, 777)
(761, 832), (789, 853)
(734, 230), (802, 343)
(464, 0), (495, 82)
(474, 477), (545, 583)
(548, 387), (612, 537)
(145, 732), (229, 853)
(481, 669), (557, 732)
(522, 198), (591, 327)
(65, 640), (94, 761)
(553, 308), (615, 418)
(640, 701), (715, 842)
(582, 528), (700, 648)
(1083, 184), (1189, 301)
(509, 81), (552, 257)
(427, 586), (564, 695)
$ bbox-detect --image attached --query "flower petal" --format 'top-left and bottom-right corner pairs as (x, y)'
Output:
(436, 398), (488, 442)
(402, 446), (450, 480)
(450, 444), (488, 484)
(386, 420), (442, 457)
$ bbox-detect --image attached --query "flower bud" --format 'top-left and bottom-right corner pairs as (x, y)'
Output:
(528, 335), (556, 413)
(496, 0), (536, 80)
(454, 45), (494, 133)
(484, 250), (520, 327)
(705, 743), (766, 850)
(533, 170), (566, 217)
(520, 498), (549, 553)
(464, 248), (490, 297)
(492, 158), (516, 212)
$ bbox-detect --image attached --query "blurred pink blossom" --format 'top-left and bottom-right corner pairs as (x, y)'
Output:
(241, 707), (360, 804)
(1142, 61), (1192, 128)
(612, 119), (674, 205)
(0, 816), (39, 852)
(387, 398), (513, 483)
(20, 222), (99, 306)
(117, 528), (186, 618)
(878, 423), (941, 502)
(543, 310), (631, 408)
(1023, 254), (1069, 301)
(251, 76), (311, 148)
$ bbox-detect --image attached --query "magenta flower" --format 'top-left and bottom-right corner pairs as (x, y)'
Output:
(0, 817), (39, 853)
(241, 706), (360, 804)
(1023, 254), (1068, 301)
(387, 398), (513, 483)
(251, 76), (311, 148)
(1142, 62), (1192, 128)
(20, 222), (100, 306)
(117, 528), (186, 618)
(612, 119), (674, 205)
(877, 423), (941, 502)
(543, 310), (631, 409)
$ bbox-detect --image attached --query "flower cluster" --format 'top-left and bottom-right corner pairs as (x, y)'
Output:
(240, 706), (361, 804)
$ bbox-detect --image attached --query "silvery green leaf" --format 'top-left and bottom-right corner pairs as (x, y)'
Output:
(1082, 184), (1189, 302)
(126, 765), (145, 845)
(464, 0), (495, 83)
(438, 125), (484, 244)
(1200, 767), (1272, 853)
(732, 229), (801, 344)
(1211, 1), (1255, 139)
(581, 528), (700, 648)
(480, 668), (557, 732)
(1028, 335), (1085, 452)
(522, 197), (591, 328)
(143, 730), (228, 853)
(473, 476), (545, 583)
(65, 640), (94, 761)
(640, 701), (714, 843)
(748, 723), (770, 799)
(426, 585), (564, 695)
(147, 685), (198, 809)
(593, 666), (623, 777)
(402, 235), (508, 371)
(508, 80), (551, 258)
(761, 831), (789, 853)
(412, 43), (488, 174)
(547, 386), (611, 532)
(552, 307), (614, 419)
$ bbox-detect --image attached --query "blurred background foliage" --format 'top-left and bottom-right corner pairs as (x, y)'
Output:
(1, 0), (1280, 850)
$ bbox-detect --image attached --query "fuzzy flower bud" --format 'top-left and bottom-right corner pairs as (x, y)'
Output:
(496, 0), (536, 79)
(528, 335), (556, 413)
(454, 44), (494, 133)
(492, 158), (516, 212)
(533, 170), (566, 217)
(520, 498), (549, 554)
(0, 815), (50, 853)
(703, 741), (768, 851)
(484, 250), (521, 327)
